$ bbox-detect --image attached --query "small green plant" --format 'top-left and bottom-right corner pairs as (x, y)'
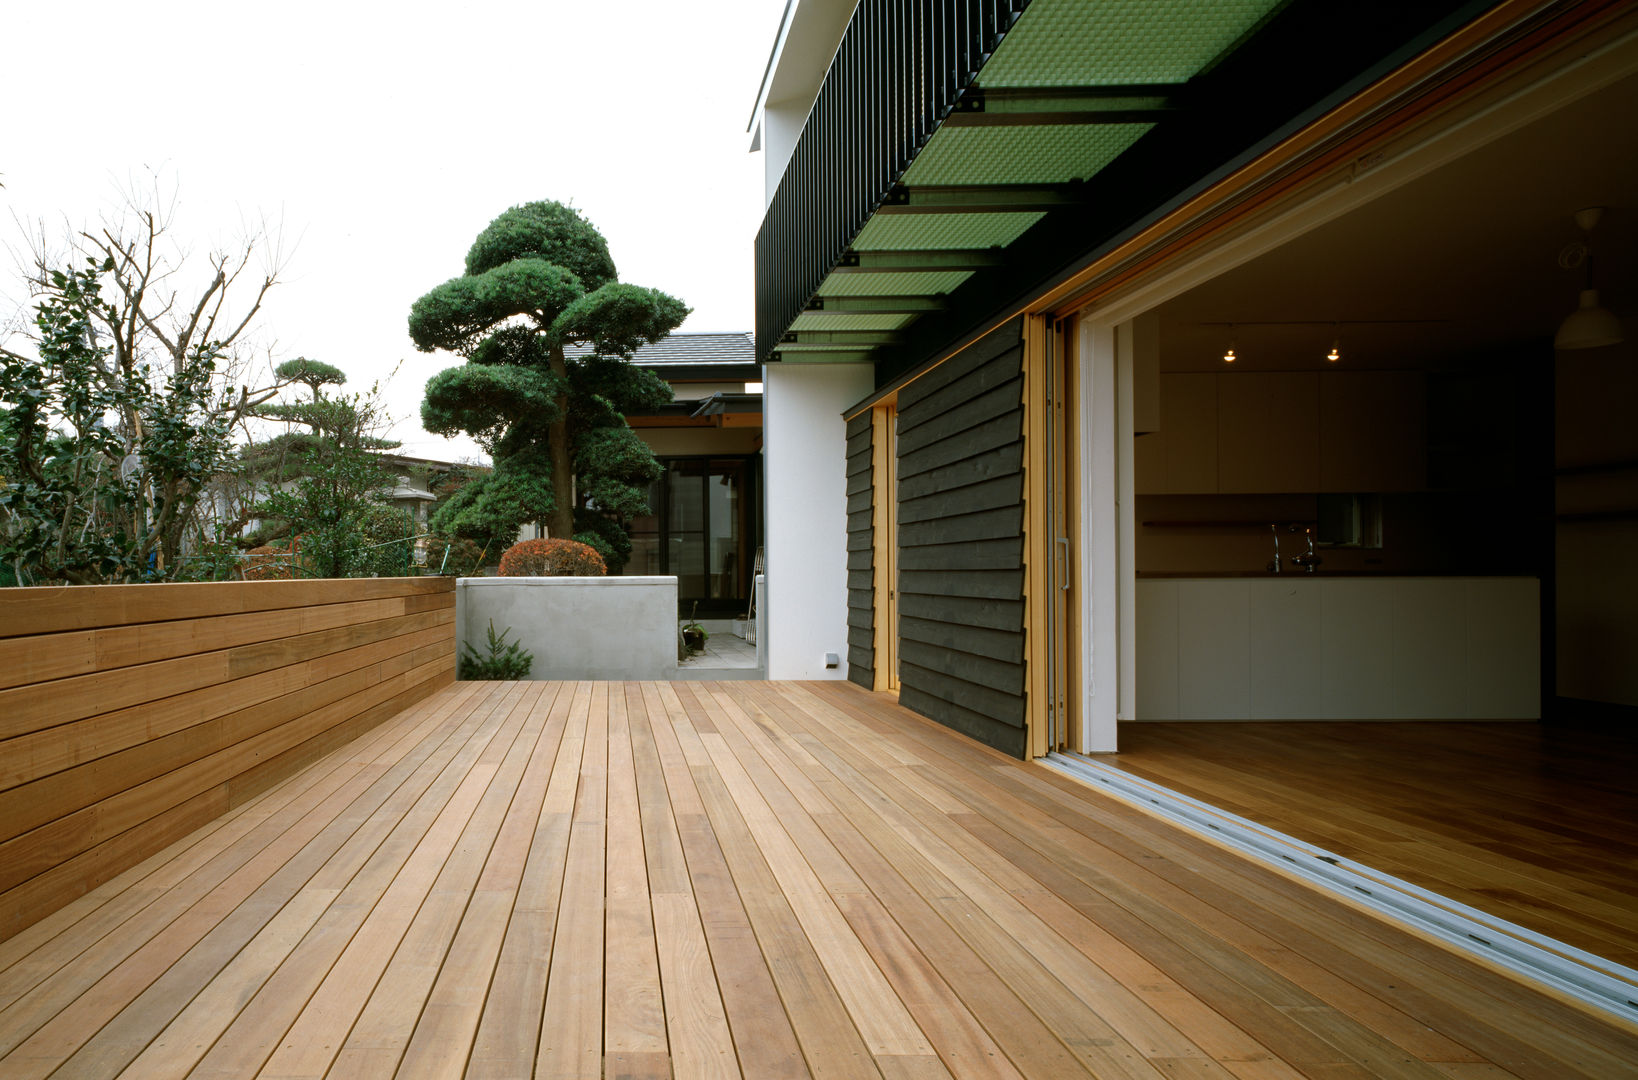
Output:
(679, 602), (709, 655)
(460, 619), (534, 680)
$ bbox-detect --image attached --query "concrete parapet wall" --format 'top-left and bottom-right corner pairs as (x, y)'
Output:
(457, 576), (679, 681)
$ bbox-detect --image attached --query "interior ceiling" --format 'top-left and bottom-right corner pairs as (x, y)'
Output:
(1154, 69), (1638, 373)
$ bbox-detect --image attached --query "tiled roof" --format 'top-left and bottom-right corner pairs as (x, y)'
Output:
(566, 332), (756, 367)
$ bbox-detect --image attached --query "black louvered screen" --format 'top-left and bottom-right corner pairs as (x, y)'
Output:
(754, 0), (1030, 363)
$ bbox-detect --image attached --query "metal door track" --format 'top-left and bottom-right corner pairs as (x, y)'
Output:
(1041, 752), (1638, 1026)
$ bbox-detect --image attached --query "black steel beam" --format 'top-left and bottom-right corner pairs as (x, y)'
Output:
(830, 248), (1004, 272)
(943, 84), (1180, 127)
(876, 183), (1086, 214)
(781, 329), (904, 346)
(767, 347), (881, 365)
(806, 295), (947, 314)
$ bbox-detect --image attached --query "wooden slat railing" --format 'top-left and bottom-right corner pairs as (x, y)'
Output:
(0, 577), (456, 941)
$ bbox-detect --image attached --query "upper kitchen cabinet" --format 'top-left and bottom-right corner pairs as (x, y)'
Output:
(1320, 371), (1427, 492)
(1218, 372), (1321, 493)
(1136, 370), (1430, 494)
(1135, 373), (1218, 493)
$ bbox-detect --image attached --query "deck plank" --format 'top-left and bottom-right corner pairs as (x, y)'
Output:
(188, 682), (524, 1079)
(329, 682), (552, 1079)
(629, 685), (740, 1080)
(537, 682), (608, 1080)
(803, 681), (1638, 1079)
(393, 682), (567, 1080)
(466, 682), (585, 1079)
(0, 680), (1633, 1079)
(0, 683), (494, 1074)
(604, 683), (669, 1068)
(642, 682), (811, 1080)
(240, 681), (529, 1080)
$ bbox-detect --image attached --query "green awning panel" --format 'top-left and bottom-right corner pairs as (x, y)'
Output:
(977, 0), (1288, 87)
(853, 212), (1047, 251)
(773, 0), (1292, 364)
(901, 123), (1152, 186)
(816, 271), (974, 297)
(788, 312), (918, 331)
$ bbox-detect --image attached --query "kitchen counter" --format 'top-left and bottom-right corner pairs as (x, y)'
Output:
(1135, 570), (1528, 578)
(1135, 575), (1540, 721)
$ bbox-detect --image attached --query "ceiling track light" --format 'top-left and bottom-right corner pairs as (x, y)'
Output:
(1223, 326), (1237, 363)
(1326, 325), (1341, 362)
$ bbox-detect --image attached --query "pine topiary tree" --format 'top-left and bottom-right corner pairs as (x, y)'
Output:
(409, 202), (687, 570)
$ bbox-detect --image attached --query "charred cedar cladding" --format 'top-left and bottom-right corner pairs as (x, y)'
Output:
(891, 319), (1028, 757)
(845, 411), (875, 689)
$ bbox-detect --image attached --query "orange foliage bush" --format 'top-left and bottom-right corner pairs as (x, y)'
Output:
(497, 537), (607, 577)
(242, 543), (297, 580)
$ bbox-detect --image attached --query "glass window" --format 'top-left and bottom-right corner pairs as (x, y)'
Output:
(706, 459), (748, 601)
(624, 476), (663, 575)
(620, 454), (759, 612)
(667, 460), (708, 598)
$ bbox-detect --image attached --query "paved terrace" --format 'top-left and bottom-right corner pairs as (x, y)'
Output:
(0, 680), (1631, 1079)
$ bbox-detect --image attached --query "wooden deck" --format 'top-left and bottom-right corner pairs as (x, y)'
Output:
(0, 681), (1632, 1079)
(1108, 720), (1638, 970)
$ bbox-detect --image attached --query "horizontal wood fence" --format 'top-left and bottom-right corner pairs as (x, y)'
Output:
(0, 577), (456, 941)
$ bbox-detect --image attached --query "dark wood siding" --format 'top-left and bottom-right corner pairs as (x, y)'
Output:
(893, 319), (1027, 757)
(845, 411), (875, 689)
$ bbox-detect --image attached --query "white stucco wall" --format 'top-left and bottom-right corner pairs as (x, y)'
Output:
(457, 577), (678, 681)
(763, 363), (874, 679)
(753, 0), (859, 206)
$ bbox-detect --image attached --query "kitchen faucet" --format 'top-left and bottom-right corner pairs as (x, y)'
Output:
(1289, 524), (1322, 573)
(1266, 524), (1282, 574)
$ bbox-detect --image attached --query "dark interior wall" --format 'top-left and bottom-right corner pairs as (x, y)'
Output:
(845, 412), (874, 689)
(893, 320), (1029, 757)
(1555, 337), (1638, 711)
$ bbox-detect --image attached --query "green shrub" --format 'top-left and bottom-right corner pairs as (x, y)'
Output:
(427, 534), (489, 576)
(459, 620), (534, 680)
(360, 504), (416, 577)
(498, 537), (606, 577)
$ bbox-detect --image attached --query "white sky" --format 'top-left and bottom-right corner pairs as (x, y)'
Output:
(1, 0), (785, 461)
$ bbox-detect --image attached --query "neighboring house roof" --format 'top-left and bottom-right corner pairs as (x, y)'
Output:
(377, 452), (475, 475)
(566, 332), (756, 370)
(583, 332), (763, 430)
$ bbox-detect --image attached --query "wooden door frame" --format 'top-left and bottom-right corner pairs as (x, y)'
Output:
(871, 403), (899, 692)
(1024, 315), (1083, 757)
(1025, 314), (1135, 757)
(1080, 317), (1133, 753)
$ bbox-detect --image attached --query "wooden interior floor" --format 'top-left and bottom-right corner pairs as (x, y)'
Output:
(1, 682), (1633, 1080)
(1107, 721), (1638, 972)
